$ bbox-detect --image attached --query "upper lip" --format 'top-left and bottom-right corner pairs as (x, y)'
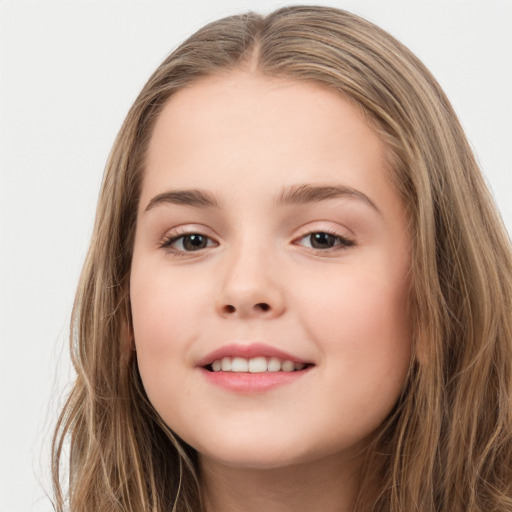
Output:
(196, 342), (312, 367)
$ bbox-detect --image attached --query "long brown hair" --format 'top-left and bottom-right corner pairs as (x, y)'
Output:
(52, 6), (512, 511)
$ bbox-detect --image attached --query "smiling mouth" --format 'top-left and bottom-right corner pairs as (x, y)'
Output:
(204, 356), (314, 373)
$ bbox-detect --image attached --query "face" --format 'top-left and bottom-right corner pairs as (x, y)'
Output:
(130, 71), (412, 471)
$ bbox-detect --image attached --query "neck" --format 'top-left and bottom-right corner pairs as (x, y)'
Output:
(200, 453), (362, 512)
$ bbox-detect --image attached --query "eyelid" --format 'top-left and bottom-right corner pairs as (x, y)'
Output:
(291, 224), (355, 253)
(159, 225), (219, 253)
(293, 221), (354, 240)
(158, 223), (355, 256)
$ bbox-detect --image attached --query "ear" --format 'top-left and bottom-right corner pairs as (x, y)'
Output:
(406, 281), (430, 367)
(128, 324), (136, 351)
(121, 296), (136, 354)
(413, 331), (429, 367)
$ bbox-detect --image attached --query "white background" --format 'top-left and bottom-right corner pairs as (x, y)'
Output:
(1, 1), (511, 511)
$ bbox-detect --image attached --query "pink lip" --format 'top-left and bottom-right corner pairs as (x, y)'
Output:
(200, 367), (312, 392)
(196, 342), (310, 367)
(196, 343), (314, 393)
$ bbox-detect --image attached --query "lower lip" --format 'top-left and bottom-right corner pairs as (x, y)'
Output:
(199, 367), (312, 392)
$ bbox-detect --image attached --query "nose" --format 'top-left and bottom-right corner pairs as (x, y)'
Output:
(215, 247), (286, 319)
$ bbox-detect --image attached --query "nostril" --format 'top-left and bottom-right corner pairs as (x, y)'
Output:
(221, 303), (271, 314)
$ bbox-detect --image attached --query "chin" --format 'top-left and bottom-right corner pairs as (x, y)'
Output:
(193, 435), (312, 470)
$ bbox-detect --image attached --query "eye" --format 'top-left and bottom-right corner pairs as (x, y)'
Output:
(162, 233), (217, 253)
(298, 231), (354, 250)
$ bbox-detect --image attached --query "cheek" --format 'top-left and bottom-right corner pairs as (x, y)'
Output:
(130, 269), (197, 421)
(130, 265), (200, 397)
(296, 262), (412, 387)
(131, 264), (205, 350)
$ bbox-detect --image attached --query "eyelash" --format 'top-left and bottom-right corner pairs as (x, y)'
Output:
(160, 228), (217, 257)
(295, 229), (355, 252)
(159, 228), (355, 256)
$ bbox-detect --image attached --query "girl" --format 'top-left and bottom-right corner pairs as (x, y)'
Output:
(52, 5), (512, 511)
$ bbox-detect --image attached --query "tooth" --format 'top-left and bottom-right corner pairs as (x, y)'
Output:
(231, 357), (249, 372)
(211, 355), (305, 373)
(267, 357), (281, 372)
(281, 360), (295, 372)
(249, 357), (267, 373)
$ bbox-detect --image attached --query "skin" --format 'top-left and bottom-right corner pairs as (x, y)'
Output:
(130, 70), (412, 512)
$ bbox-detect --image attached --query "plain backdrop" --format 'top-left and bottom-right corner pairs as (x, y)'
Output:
(1, 1), (511, 510)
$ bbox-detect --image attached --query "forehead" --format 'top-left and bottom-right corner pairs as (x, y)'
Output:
(142, 70), (395, 213)
(147, 71), (384, 160)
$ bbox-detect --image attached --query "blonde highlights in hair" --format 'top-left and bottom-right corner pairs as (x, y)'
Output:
(52, 6), (512, 511)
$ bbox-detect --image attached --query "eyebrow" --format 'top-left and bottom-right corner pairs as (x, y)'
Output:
(145, 189), (221, 212)
(276, 184), (380, 213)
(144, 183), (379, 213)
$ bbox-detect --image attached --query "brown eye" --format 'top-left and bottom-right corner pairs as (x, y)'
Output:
(181, 234), (208, 251)
(310, 232), (337, 249)
(163, 233), (216, 252)
(298, 232), (354, 251)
